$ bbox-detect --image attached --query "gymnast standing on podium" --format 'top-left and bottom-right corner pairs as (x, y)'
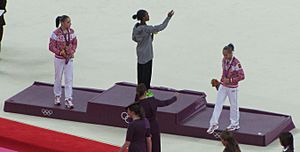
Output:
(49, 15), (77, 109)
(135, 83), (179, 152)
(207, 44), (245, 134)
(132, 9), (174, 97)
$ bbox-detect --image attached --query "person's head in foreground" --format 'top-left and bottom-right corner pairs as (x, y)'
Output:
(126, 103), (145, 120)
(220, 131), (241, 152)
(279, 132), (294, 152)
(119, 103), (151, 152)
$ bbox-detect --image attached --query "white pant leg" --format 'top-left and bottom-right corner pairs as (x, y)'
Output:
(210, 85), (228, 126)
(64, 59), (73, 100)
(228, 87), (239, 126)
(53, 58), (65, 97)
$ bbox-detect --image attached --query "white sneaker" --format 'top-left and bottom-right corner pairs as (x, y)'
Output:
(207, 124), (219, 134)
(226, 124), (240, 131)
(65, 99), (74, 109)
(54, 96), (61, 105)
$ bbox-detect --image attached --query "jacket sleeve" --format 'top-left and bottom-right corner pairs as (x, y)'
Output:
(231, 62), (245, 83)
(155, 96), (177, 107)
(220, 59), (226, 82)
(132, 32), (138, 42)
(143, 17), (171, 34)
(49, 32), (60, 55)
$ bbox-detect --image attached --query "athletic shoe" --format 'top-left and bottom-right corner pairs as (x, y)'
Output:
(65, 99), (74, 109)
(226, 124), (240, 131)
(207, 124), (219, 134)
(54, 96), (61, 106)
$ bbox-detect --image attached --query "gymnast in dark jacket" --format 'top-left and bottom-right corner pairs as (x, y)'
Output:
(135, 83), (179, 152)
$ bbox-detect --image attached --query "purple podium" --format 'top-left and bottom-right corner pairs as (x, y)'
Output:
(3, 82), (295, 146)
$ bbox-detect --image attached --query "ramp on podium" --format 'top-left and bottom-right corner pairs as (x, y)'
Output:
(4, 82), (295, 146)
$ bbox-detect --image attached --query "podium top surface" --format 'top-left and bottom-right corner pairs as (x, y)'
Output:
(90, 82), (207, 113)
(5, 82), (103, 112)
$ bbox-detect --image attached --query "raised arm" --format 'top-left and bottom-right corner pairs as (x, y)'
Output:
(143, 10), (174, 34)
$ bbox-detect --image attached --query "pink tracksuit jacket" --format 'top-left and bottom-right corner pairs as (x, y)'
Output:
(49, 28), (77, 59)
(221, 56), (245, 88)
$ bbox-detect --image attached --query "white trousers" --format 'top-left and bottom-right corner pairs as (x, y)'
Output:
(209, 85), (239, 126)
(53, 57), (73, 100)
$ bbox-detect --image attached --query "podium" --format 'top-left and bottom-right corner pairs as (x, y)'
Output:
(4, 81), (295, 146)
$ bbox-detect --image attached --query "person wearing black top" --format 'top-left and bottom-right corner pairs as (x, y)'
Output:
(119, 103), (152, 152)
(279, 132), (294, 152)
(135, 83), (179, 152)
(0, 0), (7, 52)
(220, 131), (241, 152)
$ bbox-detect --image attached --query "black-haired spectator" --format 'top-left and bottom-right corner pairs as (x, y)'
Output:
(279, 132), (294, 152)
(220, 131), (241, 152)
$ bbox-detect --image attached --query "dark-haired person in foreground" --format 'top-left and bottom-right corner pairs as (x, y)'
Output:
(119, 103), (152, 152)
(207, 44), (245, 134)
(279, 132), (294, 152)
(135, 83), (179, 152)
(49, 15), (77, 109)
(220, 131), (241, 152)
(0, 0), (7, 52)
(132, 9), (174, 97)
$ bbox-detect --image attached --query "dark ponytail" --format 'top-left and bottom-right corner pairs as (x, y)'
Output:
(135, 83), (147, 102)
(55, 15), (70, 28)
(279, 132), (294, 151)
(126, 103), (145, 119)
(55, 16), (61, 28)
(132, 14), (138, 20)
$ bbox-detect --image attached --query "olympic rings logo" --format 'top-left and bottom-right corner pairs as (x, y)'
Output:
(121, 112), (130, 124)
(41, 108), (53, 116)
(212, 132), (221, 139)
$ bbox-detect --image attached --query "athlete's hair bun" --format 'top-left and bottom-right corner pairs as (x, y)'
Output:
(132, 9), (147, 21)
(227, 43), (235, 51)
(132, 14), (137, 20)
